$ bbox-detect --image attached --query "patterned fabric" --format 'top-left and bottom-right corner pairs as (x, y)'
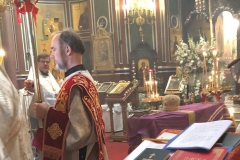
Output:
(0, 66), (33, 160)
(34, 72), (105, 160)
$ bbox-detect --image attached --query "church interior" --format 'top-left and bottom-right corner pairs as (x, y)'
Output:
(1, 0), (240, 159)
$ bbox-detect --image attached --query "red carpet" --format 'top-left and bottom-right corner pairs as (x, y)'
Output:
(104, 133), (129, 160)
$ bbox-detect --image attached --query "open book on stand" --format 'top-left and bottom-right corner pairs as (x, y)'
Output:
(164, 120), (233, 150)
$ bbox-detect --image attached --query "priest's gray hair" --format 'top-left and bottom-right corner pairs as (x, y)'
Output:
(52, 28), (85, 55)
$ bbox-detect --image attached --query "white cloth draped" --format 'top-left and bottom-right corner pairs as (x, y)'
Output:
(101, 103), (133, 132)
(0, 66), (33, 160)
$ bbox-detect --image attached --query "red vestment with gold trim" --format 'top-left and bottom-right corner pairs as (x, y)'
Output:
(33, 73), (105, 160)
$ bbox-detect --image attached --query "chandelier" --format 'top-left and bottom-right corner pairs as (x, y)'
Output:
(123, 0), (155, 41)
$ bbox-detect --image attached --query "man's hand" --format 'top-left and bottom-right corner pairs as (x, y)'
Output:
(24, 80), (34, 92)
(33, 102), (50, 119)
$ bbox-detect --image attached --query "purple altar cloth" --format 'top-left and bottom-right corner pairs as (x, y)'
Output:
(127, 102), (234, 147)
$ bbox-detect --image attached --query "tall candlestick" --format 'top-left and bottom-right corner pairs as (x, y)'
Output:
(216, 58), (220, 88)
(202, 52), (207, 87)
(149, 69), (153, 81)
(208, 76), (212, 90)
(143, 68), (146, 86)
(211, 71), (214, 88)
(148, 69), (153, 95)
(146, 82), (149, 98)
(212, 50), (217, 88)
(155, 80), (158, 97)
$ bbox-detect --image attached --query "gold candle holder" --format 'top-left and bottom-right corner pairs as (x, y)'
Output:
(212, 50), (217, 89)
(202, 52), (207, 87)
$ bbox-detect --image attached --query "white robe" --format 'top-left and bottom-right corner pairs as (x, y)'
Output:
(27, 68), (60, 105)
(0, 66), (33, 160)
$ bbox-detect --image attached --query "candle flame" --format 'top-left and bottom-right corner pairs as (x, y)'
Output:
(202, 52), (207, 56)
(212, 50), (217, 56)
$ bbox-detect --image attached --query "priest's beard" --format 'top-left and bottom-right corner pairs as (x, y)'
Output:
(56, 48), (67, 71)
(56, 58), (65, 71)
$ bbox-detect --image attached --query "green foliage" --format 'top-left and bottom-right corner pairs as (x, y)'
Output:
(175, 36), (227, 98)
(175, 36), (216, 75)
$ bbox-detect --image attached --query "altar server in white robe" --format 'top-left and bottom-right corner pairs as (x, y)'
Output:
(24, 53), (60, 129)
(0, 65), (33, 160)
(25, 53), (60, 102)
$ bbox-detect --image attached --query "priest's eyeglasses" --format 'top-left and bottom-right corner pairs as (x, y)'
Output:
(40, 60), (50, 64)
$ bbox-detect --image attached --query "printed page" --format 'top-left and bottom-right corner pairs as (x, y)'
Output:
(156, 132), (177, 140)
(124, 140), (166, 160)
(167, 120), (232, 150)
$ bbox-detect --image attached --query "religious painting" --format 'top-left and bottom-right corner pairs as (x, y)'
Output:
(137, 59), (149, 84)
(187, 18), (210, 43)
(169, 28), (181, 62)
(138, 59), (149, 73)
(106, 82), (118, 94)
(168, 0), (181, 29)
(69, 0), (88, 32)
(109, 82), (131, 95)
(97, 16), (108, 29)
(98, 82), (113, 93)
(91, 28), (115, 73)
(35, 2), (66, 81)
(171, 15), (179, 28)
(165, 75), (183, 94)
(36, 2), (66, 42)
(215, 14), (224, 54)
(96, 83), (102, 90)
(215, 11), (238, 62)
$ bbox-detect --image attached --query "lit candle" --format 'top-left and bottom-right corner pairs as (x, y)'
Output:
(155, 80), (158, 96)
(212, 50), (217, 56)
(151, 94), (154, 98)
(149, 69), (153, 81)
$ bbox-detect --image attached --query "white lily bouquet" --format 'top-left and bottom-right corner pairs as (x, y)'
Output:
(175, 36), (226, 101)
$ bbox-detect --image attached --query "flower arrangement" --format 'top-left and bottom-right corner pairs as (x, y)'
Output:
(175, 36), (226, 102)
(175, 36), (216, 74)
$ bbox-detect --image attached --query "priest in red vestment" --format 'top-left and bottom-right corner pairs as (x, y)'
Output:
(32, 29), (108, 160)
